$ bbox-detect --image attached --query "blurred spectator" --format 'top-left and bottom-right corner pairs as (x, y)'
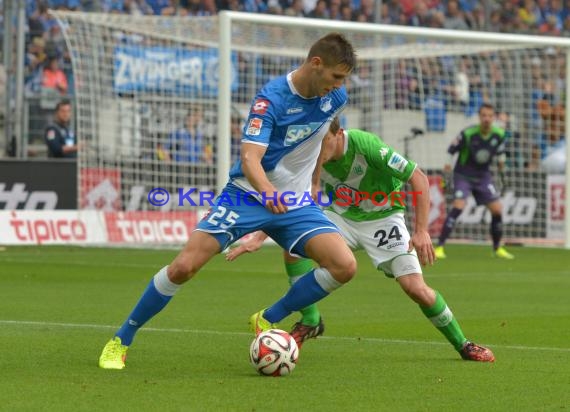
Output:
(443, 0), (469, 30)
(122, 0), (155, 15)
(354, 0), (374, 22)
(241, 0), (267, 13)
(25, 37), (47, 94)
(44, 98), (78, 158)
(329, 0), (342, 20)
(180, 0), (217, 16)
(539, 14), (561, 35)
(340, 4), (354, 21)
(519, 0), (541, 27)
(102, 0), (124, 12)
(302, 0), (318, 15)
(307, 0), (328, 18)
(42, 57), (68, 96)
(409, 0), (432, 27)
(145, 0), (175, 15)
(530, 85), (566, 172)
(284, 0), (306, 17)
(165, 107), (212, 164)
(488, 9), (503, 32)
(381, 0), (401, 23)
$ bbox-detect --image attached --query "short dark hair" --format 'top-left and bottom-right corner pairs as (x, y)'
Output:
(479, 103), (495, 113)
(55, 98), (71, 112)
(308, 32), (356, 71)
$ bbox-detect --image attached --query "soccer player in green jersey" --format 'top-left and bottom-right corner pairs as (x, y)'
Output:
(228, 118), (495, 362)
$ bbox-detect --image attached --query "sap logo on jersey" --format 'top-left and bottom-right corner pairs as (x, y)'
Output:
(284, 122), (321, 146)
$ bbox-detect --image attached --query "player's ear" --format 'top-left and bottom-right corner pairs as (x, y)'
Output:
(310, 56), (323, 68)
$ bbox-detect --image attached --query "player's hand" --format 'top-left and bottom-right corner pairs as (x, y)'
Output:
(262, 190), (289, 214)
(226, 243), (257, 261)
(409, 230), (435, 266)
(265, 196), (288, 214)
(311, 183), (321, 203)
(442, 166), (453, 195)
(499, 171), (507, 196)
(226, 231), (267, 261)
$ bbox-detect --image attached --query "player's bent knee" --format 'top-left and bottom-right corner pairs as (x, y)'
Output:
(328, 256), (357, 283)
(167, 259), (196, 283)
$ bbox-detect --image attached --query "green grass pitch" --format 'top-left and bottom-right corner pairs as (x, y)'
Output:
(0, 244), (568, 411)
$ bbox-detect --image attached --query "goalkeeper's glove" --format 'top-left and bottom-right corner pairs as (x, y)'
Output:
(441, 171), (453, 195)
(499, 171), (507, 196)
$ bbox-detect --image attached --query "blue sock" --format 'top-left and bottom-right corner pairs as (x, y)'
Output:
(264, 270), (328, 323)
(116, 269), (178, 345)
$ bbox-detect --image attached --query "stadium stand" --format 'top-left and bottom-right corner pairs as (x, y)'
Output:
(2, 0), (569, 167)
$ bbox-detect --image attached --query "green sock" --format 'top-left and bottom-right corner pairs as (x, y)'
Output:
(286, 258), (321, 326)
(420, 291), (467, 351)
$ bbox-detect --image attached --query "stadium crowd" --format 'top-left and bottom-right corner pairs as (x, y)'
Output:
(0, 0), (567, 170)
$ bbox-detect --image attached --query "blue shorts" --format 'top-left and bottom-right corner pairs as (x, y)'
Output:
(195, 184), (339, 256)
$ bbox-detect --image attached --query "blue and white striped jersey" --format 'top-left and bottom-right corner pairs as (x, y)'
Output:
(229, 71), (348, 208)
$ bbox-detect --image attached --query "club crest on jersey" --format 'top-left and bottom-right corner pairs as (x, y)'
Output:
(352, 165), (364, 175)
(246, 118), (263, 136)
(379, 147), (388, 159)
(320, 97), (332, 113)
(252, 99), (269, 115)
(46, 129), (56, 140)
(388, 152), (408, 173)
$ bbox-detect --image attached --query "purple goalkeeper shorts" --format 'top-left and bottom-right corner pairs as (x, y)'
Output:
(453, 173), (500, 205)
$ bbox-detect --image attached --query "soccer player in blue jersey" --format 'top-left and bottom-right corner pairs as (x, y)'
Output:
(435, 103), (514, 260)
(99, 32), (358, 369)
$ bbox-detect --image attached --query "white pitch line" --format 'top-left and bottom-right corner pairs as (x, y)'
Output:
(1, 319), (569, 353)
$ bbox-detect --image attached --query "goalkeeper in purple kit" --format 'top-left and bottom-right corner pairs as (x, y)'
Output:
(435, 103), (514, 260)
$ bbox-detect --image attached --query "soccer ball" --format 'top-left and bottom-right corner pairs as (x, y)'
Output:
(249, 329), (299, 376)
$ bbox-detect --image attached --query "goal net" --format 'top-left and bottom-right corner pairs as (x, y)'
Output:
(52, 10), (569, 247)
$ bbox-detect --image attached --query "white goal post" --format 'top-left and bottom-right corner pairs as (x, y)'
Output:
(52, 10), (570, 247)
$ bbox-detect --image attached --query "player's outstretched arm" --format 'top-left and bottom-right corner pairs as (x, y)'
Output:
(408, 167), (435, 266)
(226, 231), (269, 261)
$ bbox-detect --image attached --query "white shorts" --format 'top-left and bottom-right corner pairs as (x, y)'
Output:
(324, 210), (422, 278)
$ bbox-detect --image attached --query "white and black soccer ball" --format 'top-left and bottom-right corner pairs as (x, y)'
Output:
(249, 329), (299, 377)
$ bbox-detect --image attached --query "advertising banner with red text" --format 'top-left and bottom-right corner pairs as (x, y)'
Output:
(0, 210), (106, 245)
(104, 211), (198, 244)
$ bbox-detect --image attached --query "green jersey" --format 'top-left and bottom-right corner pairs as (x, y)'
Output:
(321, 129), (417, 222)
